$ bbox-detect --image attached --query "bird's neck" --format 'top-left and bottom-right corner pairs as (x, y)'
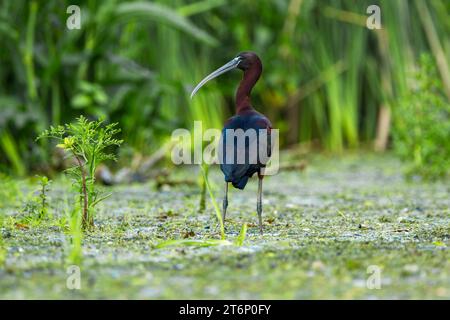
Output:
(235, 64), (262, 114)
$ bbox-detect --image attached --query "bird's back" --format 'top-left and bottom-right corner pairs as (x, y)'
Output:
(219, 110), (272, 189)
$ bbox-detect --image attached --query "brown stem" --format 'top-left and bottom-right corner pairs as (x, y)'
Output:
(75, 155), (89, 229)
(40, 183), (45, 219)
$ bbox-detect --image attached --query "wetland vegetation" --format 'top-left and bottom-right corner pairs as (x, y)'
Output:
(0, 0), (449, 299)
(0, 154), (448, 299)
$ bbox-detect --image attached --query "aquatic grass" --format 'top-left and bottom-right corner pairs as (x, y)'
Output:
(198, 163), (208, 212)
(177, 0), (226, 17)
(0, 0), (220, 172)
(0, 216), (6, 266)
(66, 204), (83, 266)
(416, 0), (450, 100)
(24, 0), (38, 102)
(392, 54), (450, 179)
(200, 164), (225, 240)
(0, 129), (26, 176)
(112, 1), (218, 46)
(2, 0), (450, 172)
(234, 223), (247, 246)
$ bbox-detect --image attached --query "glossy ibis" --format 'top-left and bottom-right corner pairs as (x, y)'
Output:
(191, 52), (272, 234)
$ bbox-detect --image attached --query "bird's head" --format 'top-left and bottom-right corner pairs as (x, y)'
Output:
(235, 52), (261, 71)
(190, 52), (261, 99)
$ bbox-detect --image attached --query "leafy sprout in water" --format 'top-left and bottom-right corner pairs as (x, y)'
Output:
(37, 116), (123, 229)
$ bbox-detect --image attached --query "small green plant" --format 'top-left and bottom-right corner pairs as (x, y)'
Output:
(393, 55), (450, 180)
(36, 175), (51, 220)
(235, 223), (248, 246)
(18, 176), (51, 227)
(37, 116), (123, 229)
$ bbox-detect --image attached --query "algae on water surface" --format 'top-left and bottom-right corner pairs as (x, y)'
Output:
(0, 154), (448, 299)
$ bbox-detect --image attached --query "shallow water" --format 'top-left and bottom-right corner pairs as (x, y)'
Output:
(0, 154), (449, 299)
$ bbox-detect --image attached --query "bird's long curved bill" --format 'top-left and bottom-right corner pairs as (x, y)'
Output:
(190, 57), (241, 99)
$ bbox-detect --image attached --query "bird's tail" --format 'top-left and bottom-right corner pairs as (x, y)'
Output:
(231, 176), (249, 190)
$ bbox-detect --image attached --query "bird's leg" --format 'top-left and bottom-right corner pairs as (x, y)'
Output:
(257, 173), (263, 235)
(222, 182), (228, 226)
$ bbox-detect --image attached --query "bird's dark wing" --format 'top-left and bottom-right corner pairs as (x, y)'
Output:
(219, 113), (272, 189)
(247, 113), (272, 163)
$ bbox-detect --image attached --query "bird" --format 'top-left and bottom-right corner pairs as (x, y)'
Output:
(190, 52), (273, 234)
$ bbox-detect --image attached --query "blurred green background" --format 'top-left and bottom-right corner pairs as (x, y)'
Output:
(0, 0), (449, 179)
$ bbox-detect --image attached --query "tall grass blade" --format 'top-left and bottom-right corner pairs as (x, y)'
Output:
(200, 164), (225, 240)
(235, 223), (247, 246)
(113, 2), (218, 46)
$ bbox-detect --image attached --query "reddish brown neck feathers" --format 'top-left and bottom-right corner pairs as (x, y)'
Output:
(235, 61), (262, 114)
